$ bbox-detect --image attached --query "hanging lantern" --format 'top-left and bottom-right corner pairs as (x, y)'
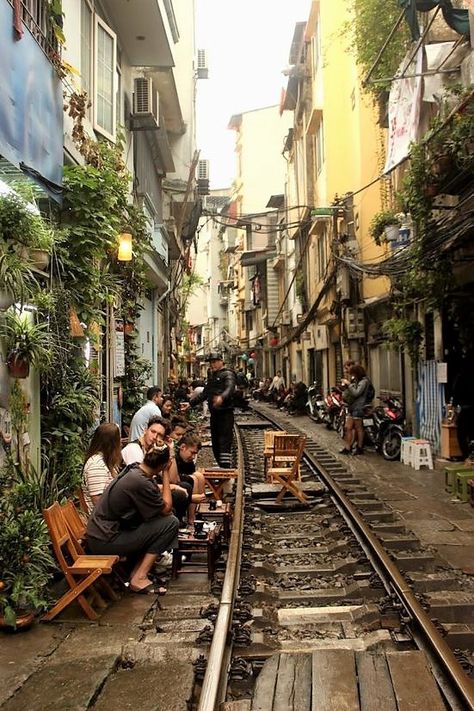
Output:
(117, 232), (133, 261)
(247, 357), (255, 366)
(241, 353), (248, 361)
(250, 351), (257, 358)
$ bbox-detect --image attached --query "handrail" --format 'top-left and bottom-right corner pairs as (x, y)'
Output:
(197, 425), (244, 711)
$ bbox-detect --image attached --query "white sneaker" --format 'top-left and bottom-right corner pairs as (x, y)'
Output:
(159, 551), (173, 568)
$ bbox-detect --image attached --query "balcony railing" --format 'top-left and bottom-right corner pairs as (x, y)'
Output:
(10, 0), (58, 55)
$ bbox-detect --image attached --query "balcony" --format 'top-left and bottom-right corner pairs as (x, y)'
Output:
(101, 0), (175, 67)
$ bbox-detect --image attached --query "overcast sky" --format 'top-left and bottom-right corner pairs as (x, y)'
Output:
(196, 0), (312, 188)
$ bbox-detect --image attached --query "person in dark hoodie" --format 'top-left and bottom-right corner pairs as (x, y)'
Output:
(181, 351), (236, 468)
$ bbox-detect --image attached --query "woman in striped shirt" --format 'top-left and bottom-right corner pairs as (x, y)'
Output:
(82, 423), (122, 514)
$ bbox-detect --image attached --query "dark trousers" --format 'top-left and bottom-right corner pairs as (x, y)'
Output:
(87, 515), (179, 558)
(210, 409), (234, 468)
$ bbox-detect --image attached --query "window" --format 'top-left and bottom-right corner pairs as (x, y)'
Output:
(312, 13), (321, 76)
(94, 15), (116, 140)
(317, 230), (327, 281)
(377, 347), (402, 394)
(313, 119), (324, 175)
(81, 0), (93, 105)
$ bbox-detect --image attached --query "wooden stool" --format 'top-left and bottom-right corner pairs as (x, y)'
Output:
(444, 464), (472, 494)
(196, 501), (232, 541)
(411, 440), (433, 470)
(171, 525), (222, 580)
(203, 468), (239, 500)
(455, 471), (474, 502)
(400, 437), (416, 466)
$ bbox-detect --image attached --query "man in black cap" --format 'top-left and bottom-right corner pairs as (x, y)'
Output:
(182, 351), (236, 468)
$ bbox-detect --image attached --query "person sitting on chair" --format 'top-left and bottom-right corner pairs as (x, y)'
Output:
(86, 443), (179, 595)
(82, 423), (122, 514)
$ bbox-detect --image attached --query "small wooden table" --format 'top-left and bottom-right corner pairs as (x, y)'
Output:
(171, 524), (222, 580)
(196, 501), (232, 541)
(203, 468), (239, 500)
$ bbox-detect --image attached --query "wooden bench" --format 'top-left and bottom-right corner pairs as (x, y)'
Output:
(203, 467), (239, 500)
(171, 524), (222, 580)
(43, 502), (119, 621)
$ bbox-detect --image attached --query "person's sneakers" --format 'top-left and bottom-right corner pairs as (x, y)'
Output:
(353, 447), (364, 455)
(339, 447), (351, 455)
(158, 551), (173, 568)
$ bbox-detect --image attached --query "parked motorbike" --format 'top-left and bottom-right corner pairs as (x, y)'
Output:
(323, 386), (344, 430)
(306, 381), (327, 423)
(361, 394), (405, 460)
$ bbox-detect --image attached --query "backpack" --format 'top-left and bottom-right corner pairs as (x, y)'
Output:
(365, 380), (375, 403)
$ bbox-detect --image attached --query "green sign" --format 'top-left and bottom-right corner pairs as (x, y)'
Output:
(311, 207), (337, 216)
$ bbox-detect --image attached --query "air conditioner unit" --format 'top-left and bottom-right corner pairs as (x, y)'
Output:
(197, 49), (209, 79)
(132, 77), (159, 127)
(197, 159), (209, 180)
(280, 310), (290, 325)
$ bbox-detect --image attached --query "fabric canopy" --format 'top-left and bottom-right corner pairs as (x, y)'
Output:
(399, 0), (470, 41)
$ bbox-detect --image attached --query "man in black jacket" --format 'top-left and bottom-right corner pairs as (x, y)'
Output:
(182, 351), (236, 468)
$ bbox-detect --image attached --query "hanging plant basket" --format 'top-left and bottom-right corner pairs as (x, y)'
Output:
(6, 351), (30, 379)
(123, 321), (135, 336)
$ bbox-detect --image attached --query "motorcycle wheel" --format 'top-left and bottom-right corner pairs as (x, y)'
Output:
(382, 429), (402, 461)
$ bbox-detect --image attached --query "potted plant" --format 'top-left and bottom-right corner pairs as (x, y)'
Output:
(0, 458), (54, 630)
(0, 191), (54, 269)
(369, 210), (401, 246)
(0, 311), (52, 378)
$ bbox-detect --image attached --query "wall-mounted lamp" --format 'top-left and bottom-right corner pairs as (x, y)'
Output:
(117, 232), (133, 261)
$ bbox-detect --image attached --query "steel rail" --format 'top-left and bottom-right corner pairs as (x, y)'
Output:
(197, 424), (245, 711)
(255, 406), (474, 711)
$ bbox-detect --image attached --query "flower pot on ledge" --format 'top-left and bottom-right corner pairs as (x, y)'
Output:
(6, 352), (30, 379)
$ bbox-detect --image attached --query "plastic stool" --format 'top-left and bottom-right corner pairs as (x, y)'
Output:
(411, 440), (433, 470)
(469, 480), (474, 508)
(455, 470), (474, 502)
(444, 462), (464, 494)
(401, 437), (416, 466)
(445, 464), (472, 494)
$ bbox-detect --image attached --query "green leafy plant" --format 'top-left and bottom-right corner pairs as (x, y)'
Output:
(0, 311), (52, 372)
(342, 0), (410, 97)
(382, 317), (424, 365)
(369, 210), (401, 246)
(0, 252), (37, 308)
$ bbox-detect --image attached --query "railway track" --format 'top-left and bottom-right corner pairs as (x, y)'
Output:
(196, 407), (474, 711)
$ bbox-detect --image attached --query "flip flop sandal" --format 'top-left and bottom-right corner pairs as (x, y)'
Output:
(129, 583), (167, 595)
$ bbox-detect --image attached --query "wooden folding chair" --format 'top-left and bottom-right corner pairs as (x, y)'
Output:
(60, 500), (120, 607)
(43, 502), (119, 621)
(267, 436), (309, 504)
(268, 433), (304, 482)
(263, 430), (285, 479)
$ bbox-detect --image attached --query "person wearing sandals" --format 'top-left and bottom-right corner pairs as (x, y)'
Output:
(86, 443), (179, 595)
(82, 423), (122, 514)
(339, 364), (372, 456)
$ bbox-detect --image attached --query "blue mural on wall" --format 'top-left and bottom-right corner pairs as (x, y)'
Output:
(0, 0), (63, 198)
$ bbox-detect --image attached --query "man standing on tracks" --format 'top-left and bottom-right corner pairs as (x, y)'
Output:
(181, 351), (236, 468)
